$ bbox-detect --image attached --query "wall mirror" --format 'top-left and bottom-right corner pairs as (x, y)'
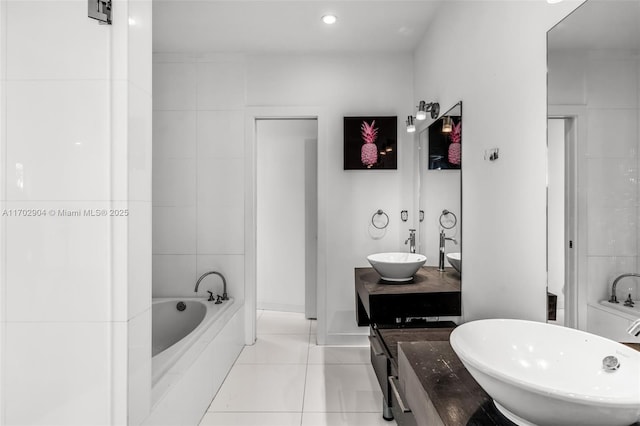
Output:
(416, 102), (462, 277)
(548, 0), (640, 338)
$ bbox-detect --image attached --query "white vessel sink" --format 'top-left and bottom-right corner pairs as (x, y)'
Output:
(446, 252), (461, 274)
(366, 252), (426, 282)
(450, 319), (640, 426)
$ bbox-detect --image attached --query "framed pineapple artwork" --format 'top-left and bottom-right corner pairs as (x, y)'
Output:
(427, 112), (461, 170)
(343, 116), (397, 170)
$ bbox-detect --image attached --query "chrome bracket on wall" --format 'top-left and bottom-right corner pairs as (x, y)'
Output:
(88, 0), (112, 25)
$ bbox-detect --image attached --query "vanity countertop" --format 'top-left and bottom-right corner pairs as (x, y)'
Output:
(398, 339), (640, 426)
(355, 266), (461, 326)
(623, 342), (640, 352)
(398, 340), (516, 426)
(356, 266), (460, 294)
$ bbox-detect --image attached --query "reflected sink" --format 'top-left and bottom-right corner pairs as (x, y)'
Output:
(450, 319), (640, 426)
(366, 252), (426, 282)
(446, 252), (461, 274)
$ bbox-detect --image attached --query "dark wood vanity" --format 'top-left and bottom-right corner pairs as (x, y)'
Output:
(356, 266), (460, 424)
(358, 267), (640, 426)
(356, 266), (519, 426)
(355, 267), (461, 326)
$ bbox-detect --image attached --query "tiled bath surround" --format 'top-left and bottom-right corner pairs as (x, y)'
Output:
(152, 54), (246, 304)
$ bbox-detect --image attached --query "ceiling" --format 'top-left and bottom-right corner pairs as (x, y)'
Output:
(153, 1), (443, 53)
(549, 0), (640, 50)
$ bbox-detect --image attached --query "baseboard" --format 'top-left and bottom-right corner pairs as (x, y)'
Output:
(257, 301), (304, 313)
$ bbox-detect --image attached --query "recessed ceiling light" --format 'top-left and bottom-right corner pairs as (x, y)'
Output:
(547, 0), (563, 3)
(322, 15), (337, 25)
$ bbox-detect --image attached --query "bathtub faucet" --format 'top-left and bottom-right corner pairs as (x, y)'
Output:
(609, 273), (640, 304)
(627, 319), (640, 337)
(195, 271), (229, 301)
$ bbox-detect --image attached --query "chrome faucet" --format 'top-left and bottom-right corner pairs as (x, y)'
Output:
(195, 271), (229, 301)
(405, 229), (416, 253)
(438, 230), (457, 272)
(627, 318), (640, 337)
(609, 273), (640, 304)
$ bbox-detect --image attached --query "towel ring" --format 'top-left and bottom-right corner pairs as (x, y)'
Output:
(439, 209), (457, 229)
(372, 209), (389, 229)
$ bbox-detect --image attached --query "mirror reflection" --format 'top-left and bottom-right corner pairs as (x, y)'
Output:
(548, 0), (640, 340)
(417, 102), (462, 278)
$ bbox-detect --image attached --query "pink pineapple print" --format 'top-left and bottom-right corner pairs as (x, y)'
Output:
(360, 120), (379, 168)
(448, 121), (461, 166)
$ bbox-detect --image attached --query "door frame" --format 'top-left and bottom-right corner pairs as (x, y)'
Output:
(548, 105), (586, 329)
(244, 106), (328, 345)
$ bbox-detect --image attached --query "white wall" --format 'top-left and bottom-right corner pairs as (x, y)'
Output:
(0, 0), (152, 424)
(413, 0), (583, 322)
(153, 52), (414, 344)
(256, 119), (317, 313)
(152, 53), (246, 304)
(247, 54), (415, 343)
(549, 48), (640, 328)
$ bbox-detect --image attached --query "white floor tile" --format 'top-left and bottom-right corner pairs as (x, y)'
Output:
(257, 310), (310, 335)
(199, 412), (302, 426)
(303, 364), (382, 413)
(198, 311), (388, 426)
(301, 412), (390, 426)
(236, 334), (309, 364)
(307, 345), (369, 365)
(310, 319), (317, 334)
(209, 364), (306, 412)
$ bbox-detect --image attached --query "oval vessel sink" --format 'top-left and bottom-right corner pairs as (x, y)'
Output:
(450, 319), (640, 426)
(366, 252), (426, 282)
(446, 252), (461, 274)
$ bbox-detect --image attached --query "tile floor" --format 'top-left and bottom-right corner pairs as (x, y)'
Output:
(198, 310), (391, 426)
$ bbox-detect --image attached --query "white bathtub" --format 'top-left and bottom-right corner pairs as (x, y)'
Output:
(586, 301), (640, 343)
(152, 297), (234, 386)
(146, 297), (244, 425)
(599, 300), (640, 319)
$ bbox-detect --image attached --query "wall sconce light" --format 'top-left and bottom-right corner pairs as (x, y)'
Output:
(442, 116), (453, 133)
(406, 115), (416, 133)
(416, 101), (440, 120)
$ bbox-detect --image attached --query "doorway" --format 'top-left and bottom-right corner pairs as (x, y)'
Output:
(255, 118), (318, 319)
(547, 115), (579, 328)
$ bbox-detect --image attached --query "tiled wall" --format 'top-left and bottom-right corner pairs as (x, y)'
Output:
(549, 49), (640, 328)
(153, 52), (415, 344)
(152, 54), (246, 303)
(1, 0), (152, 424)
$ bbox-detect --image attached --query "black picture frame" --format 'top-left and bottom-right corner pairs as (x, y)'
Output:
(343, 116), (397, 170)
(428, 115), (461, 170)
